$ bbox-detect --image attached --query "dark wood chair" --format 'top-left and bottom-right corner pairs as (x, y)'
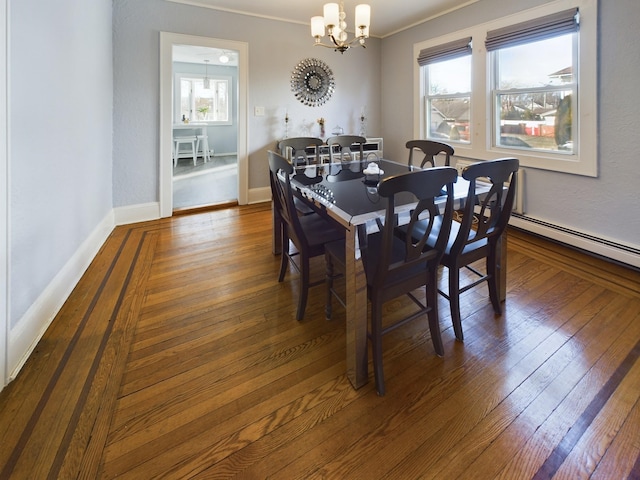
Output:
(432, 157), (519, 342)
(268, 150), (345, 321)
(325, 166), (458, 395)
(278, 137), (324, 166)
(406, 140), (454, 168)
(326, 135), (366, 163)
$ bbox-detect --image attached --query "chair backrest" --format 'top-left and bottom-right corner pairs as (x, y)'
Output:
(327, 135), (366, 162)
(406, 140), (454, 168)
(278, 137), (324, 165)
(371, 167), (458, 291)
(268, 150), (307, 249)
(453, 157), (519, 256)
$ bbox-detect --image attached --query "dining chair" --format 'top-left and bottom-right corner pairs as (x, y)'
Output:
(326, 135), (367, 163)
(268, 150), (345, 321)
(430, 157), (519, 342)
(325, 166), (458, 395)
(406, 140), (454, 169)
(278, 137), (325, 166)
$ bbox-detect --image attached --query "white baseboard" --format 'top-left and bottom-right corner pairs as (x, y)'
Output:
(7, 210), (116, 382)
(114, 202), (160, 226)
(248, 186), (271, 205)
(509, 214), (640, 269)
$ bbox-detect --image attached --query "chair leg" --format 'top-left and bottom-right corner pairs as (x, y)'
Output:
(296, 255), (310, 321)
(486, 247), (502, 315)
(278, 232), (289, 282)
(370, 298), (386, 396)
(426, 278), (444, 356)
(448, 266), (464, 342)
(325, 252), (334, 320)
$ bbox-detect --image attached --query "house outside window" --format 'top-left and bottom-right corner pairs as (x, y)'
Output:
(414, 0), (597, 176)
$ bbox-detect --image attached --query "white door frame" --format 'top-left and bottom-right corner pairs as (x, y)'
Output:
(159, 32), (248, 217)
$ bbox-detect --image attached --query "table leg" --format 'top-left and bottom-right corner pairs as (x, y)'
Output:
(345, 225), (369, 389)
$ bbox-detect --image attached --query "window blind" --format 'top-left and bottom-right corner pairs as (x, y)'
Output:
(417, 37), (472, 66)
(485, 8), (579, 51)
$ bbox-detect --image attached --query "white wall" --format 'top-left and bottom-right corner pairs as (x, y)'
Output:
(7, 0), (113, 379)
(381, 0), (640, 263)
(1, 0), (8, 387)
(112, 0), (381, 204)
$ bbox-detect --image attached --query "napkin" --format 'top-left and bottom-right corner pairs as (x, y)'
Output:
(363, 162), (384, 175)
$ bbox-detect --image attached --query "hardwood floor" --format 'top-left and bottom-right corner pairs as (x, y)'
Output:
(1, 202), (639, 479)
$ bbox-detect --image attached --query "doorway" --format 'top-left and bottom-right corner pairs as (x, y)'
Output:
(159, 33), (248, 218)
(172, 45), (239, 210)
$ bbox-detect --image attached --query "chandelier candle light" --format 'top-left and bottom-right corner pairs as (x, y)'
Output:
(311, 2), (371, 54)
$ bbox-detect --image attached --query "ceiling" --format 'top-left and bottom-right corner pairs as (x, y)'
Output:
(166, 0), (479, 39)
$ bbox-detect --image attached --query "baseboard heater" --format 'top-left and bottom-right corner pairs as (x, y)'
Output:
(509, 214), (640, 270)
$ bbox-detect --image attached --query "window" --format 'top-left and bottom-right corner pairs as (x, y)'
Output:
(177, 75), (231, 124)
(488, 8), (578, 154)
(414, 0), (597, 176)
(418, 38), (472, 143)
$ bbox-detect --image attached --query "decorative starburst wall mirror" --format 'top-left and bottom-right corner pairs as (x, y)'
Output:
(291, 58), (335, 107)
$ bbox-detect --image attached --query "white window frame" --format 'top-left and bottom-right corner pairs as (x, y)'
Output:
(413, 0), (597, 177)
(173, 72), (233, 126)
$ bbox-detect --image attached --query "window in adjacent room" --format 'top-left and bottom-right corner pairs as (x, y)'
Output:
(178, 76), (231, 124)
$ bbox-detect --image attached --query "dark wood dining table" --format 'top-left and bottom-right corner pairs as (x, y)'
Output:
(278, 157), (503, 389)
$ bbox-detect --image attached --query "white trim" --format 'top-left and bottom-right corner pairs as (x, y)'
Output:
(247, 187), (271, 205)
(160, 33), (249, 218)
(7, 211), (115, 381)
(113, 202), (160, 226)
(1, 0), (8, 389)
(413, 0), (597, 177)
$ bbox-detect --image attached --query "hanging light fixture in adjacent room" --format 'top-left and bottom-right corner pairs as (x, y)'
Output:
(311, 2), (370, 54)
(203, 59), (210, 89)
(219, 51), (230, 64)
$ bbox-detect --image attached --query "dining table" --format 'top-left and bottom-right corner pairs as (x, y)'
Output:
(280, 157), (503, 389)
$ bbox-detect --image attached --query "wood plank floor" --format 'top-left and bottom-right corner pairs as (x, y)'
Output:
(1, 202), (639, 479)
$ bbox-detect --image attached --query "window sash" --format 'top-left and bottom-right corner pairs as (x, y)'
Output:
(485, 8), (579, 51)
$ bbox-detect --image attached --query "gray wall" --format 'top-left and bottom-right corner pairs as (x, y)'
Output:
(9, 0), (113, 326)
(381, 0), (640, 250)
(112, 0), (381, 203)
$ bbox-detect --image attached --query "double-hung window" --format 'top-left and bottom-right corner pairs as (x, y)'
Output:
(176, 75), (231, 125)
(488, 9), (579, 154)
(418, 38), (472, 144)
(414, 0), (597, 176)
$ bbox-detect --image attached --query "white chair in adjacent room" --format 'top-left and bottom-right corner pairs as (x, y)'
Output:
(174, 135), (197, 167)
(196, 134), (211, 163)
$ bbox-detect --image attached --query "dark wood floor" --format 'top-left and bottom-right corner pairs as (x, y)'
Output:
(1, 202), (639, 479)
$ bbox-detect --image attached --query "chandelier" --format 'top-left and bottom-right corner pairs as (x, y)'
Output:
(311, 2), (371, 54)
